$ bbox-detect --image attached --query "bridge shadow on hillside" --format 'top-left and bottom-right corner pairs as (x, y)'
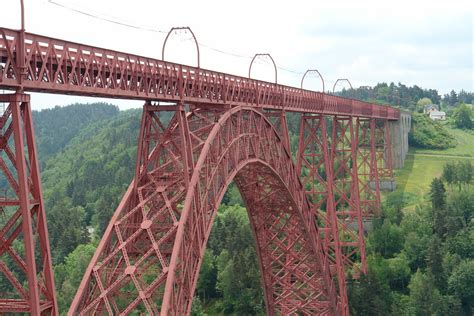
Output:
(395, 151), (415, 193)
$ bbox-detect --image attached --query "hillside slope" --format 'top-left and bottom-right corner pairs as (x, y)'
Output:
(33, 103), (120, 165)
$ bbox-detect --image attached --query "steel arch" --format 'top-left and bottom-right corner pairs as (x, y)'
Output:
(69, 105), (339, 315)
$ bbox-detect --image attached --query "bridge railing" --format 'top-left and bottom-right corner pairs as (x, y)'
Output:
(0, 27), (400, 120)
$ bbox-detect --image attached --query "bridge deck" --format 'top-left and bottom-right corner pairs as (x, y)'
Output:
(0, 27), (399, 120)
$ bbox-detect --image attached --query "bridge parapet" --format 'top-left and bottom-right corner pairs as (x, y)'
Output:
(0, 27), (401, 120)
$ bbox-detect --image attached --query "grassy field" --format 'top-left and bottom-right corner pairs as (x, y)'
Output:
(392, 126), (474, 209)
(412, 126), (474, 157)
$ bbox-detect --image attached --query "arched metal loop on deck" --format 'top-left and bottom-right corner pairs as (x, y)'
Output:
(249, 53), (278, 83)
(162, 26), (200, 68)
(301, 69), (325, 92)
(333, 78), (353, 94)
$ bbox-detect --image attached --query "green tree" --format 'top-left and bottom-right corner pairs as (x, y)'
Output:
(426, 235), (446, 291)
(416, 97), (433, 112)
(442, 162), (457, 189)
(207, 205), (264, 314)
(400, 208), (432, 270)
(429, 178), (448, 239)
(196, 249), (217, 304)
(448, 260), (474, 313)
(457, 160), (473, 188)
(367, 220), (404, 258)
(55, 243), (96, 314)
(348, 254), (392, 315)
(383, 191), (407, 225)
(449, 90), (458, 106)
(453, 103), (473, 129)
(386, 253), (411, 291)
(447, 226), (474, 259)
(407, 270), (447, 315)
(47, 198), (89, 263)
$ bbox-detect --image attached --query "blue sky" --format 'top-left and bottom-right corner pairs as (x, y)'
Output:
(1, 0), (473, 109)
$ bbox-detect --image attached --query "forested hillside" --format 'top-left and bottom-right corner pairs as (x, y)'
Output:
(32, 103), (119, 166)
(41, 108), (141, 262)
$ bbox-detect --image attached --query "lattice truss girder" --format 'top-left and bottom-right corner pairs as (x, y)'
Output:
(0, 93), (57, 315)
(296, 114), (349, 315)
(70, 105), (339, 315)
(329, 116), (367, 278)
(374, 119), (393, 179)
(0, 27), (399, 120)
(295, 114), (386, 315)
(355, 118), (381, 217)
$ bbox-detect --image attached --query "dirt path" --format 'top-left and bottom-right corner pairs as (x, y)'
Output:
(408, 153), (474, 159)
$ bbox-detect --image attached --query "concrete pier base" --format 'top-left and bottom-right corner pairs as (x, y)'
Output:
(369, 179), (397, 191)
(389, 111), (411, 169)
(346, 218), (374, 234)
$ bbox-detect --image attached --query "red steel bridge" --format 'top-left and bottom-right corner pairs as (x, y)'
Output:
(0, 4), (411, 315)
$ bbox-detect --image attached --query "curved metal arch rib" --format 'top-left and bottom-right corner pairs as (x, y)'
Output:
(70, 105), (338, 315)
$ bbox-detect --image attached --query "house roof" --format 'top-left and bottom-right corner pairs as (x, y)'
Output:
(429, 110), (446, 116)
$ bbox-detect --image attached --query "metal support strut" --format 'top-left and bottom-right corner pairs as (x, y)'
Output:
(0, 93), (58, 315)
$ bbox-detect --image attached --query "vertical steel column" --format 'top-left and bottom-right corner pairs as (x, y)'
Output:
(330, 116), (367, 278)
(375, 119), (394, 179)
(296, 114), (348, 315)
(348, 119), (367, 276)
(0, 93), (57, 315)
(384, 119), (393, 178)
(370, 118), (381, 209)
(355, 118), (381, 217)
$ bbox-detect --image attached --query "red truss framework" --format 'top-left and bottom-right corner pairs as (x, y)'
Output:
(0, 18), (402, 315)
(0, 93), (57, 314)
(375, 120), (393, 179)
(296, 114), (349, 315)
(0, 27), (399, 120)
(329, 116), (367, 278)
(69, 105), (341, 315)
(355, 118), (381, 217)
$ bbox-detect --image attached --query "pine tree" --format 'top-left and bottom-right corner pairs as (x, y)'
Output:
(429, 178), (447, 239)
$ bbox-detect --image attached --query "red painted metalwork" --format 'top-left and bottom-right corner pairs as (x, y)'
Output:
(0, 9), (404, 314)
(329, 116), (367, 277)
(375, 119), (394, 179)
(356, 118), (381, 216)
(249, 53), (278, 83)
(69, 105), (340, 315)
(333, 79), (353, 93)
(296, 114), (349, 315)
(0, 27), (399, 120)
(0, 93), (57, 315)
(301, 69), (325, 92)
(162, 27), (200, 68)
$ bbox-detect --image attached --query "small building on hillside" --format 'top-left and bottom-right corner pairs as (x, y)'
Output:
(429, 110), (446, 121)
(424, 104), (438, 114)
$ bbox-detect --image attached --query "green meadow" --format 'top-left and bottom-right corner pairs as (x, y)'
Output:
(392, 126), (474, 209)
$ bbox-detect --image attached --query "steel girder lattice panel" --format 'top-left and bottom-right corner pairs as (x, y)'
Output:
(0, 27), (400, 120)
(0, 93), (57, 315)
(355, 118), (381, 217)
(329, 117), (367, 278)
(69, 105), (340, 315)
